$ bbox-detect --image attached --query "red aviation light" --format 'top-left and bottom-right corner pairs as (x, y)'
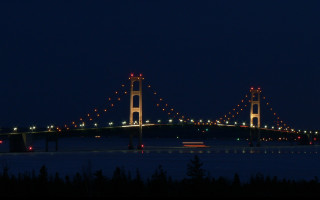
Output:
(139, 73), (143, 77)
(28, 146), (33, 152)
(130, 73), (134, 77)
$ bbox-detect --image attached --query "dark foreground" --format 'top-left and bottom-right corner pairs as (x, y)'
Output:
(0, 155), (319, 197)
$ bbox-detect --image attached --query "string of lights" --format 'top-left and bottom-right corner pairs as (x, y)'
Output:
(216, 93), (250, 125)
(58, 82), (129, 132)
(261, 95), (292, 131)
(144, 81), (192, 124)
(56, 77), (295, 134)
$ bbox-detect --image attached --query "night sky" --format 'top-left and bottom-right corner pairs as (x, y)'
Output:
(0, 1), (319, 130)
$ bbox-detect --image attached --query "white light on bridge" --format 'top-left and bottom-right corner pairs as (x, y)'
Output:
(264, 125), (268, 128)
(13, 127), (18, 131)
(108, 122), (113, 126)
(191, 119), (194, 123)
(179, 119), (183, 123)
(157, 120), (161, 123)
(242, 122), (246, 126)
(207, 120), (211, 123)
(169, 119), (173, 123)
(94, 123), (98, 127)
(47, 125), (54, 131)
(122, 121), (127, 125)
(145, 120), (150, 123)
(234, 122), (237, 125)
(47, 125), (54, 129)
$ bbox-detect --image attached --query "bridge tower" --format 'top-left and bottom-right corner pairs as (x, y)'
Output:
(129, 73), (144, 149)
(250, 87), (261, 128)
(249, 87), (261, 146)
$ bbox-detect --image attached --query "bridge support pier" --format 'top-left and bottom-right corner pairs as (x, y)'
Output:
(137, 124), (143, 150)
(45, 133), (58, 152)
(249, 128), (260, 147)
(9, 133), (28, 152)
(306, 133), (313, 145)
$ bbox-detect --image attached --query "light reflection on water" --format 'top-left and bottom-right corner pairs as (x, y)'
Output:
(1, 137), (320, 182)
(1, 136), (319, 154)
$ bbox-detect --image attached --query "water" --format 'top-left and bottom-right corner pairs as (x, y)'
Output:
(0, 137), (320, 182)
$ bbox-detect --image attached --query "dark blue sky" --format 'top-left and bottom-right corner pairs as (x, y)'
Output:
(0, 1), (319, 130)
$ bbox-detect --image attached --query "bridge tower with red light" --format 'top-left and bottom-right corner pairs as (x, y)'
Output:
(250, 87), (261, 128)
(249, 87), (261, 147)
(129, 73), (144, 149)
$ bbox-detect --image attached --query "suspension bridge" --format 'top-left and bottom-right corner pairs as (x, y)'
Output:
(0, 73), (319, 152)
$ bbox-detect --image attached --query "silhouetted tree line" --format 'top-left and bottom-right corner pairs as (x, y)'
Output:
(0, 155), (319, 197)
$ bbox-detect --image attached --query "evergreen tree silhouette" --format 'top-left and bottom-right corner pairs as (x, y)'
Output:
(186, 155), (206, 182)
(148, 165), (169, 195)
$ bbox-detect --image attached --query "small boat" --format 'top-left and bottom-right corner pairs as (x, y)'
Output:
(182, 141), (208, 147)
